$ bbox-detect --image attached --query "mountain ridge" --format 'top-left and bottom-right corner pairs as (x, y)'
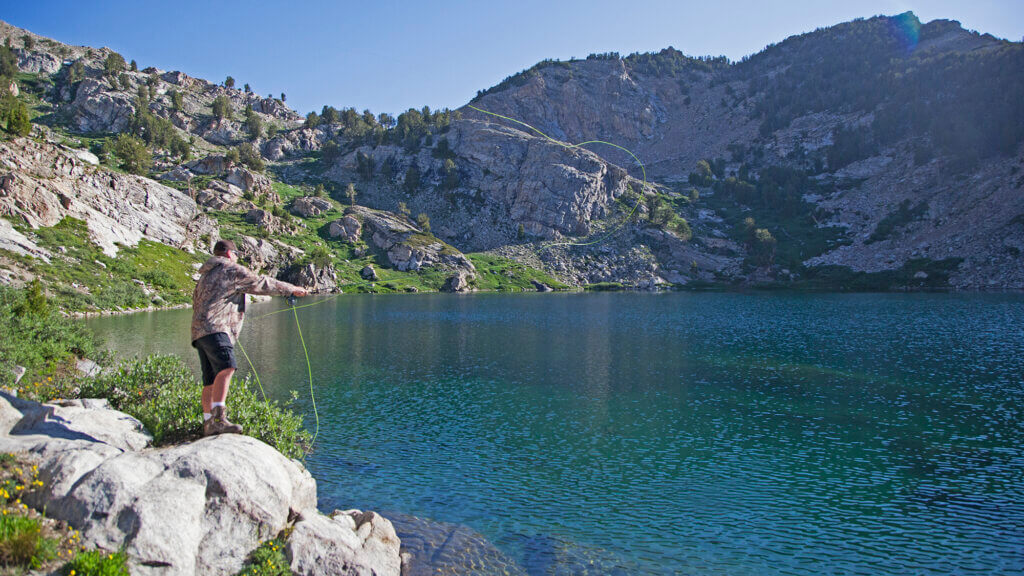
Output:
(0, 11), (1021, 305)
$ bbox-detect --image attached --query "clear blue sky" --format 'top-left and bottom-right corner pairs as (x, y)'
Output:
(3, 1), (1021, 116)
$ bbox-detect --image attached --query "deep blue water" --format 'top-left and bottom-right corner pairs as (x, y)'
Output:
(87, 292), (1024, 575)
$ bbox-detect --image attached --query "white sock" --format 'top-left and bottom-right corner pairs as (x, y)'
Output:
(203, 413), (212, 421)
(211, 402), (225, 408)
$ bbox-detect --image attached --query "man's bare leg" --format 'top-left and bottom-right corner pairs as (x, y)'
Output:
(211, 367), (235, 405)
(202, 384), (213, 414)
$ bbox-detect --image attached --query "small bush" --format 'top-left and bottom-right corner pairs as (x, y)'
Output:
(74, 355), (312, 458)
(63, 549), (129, 576)
(236, 536), (289, 576)
(0, 515), (57, 569)
(139, 269), (179, 290)
(112, 134), (152, 175)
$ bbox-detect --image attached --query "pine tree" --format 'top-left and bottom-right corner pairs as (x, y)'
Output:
(5, 100), (31, 137)
(113, 134), (151, 175)
(211, 95), (231, 120)
(225, 76), (235, 89)
(345, 183), (357, 206)
(403, 165), (420, 193)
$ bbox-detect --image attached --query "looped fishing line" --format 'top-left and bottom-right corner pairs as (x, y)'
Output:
(237, 106), (645, 450)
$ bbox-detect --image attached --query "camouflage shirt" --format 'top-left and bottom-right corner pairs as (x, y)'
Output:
(191, 256), (300, 343)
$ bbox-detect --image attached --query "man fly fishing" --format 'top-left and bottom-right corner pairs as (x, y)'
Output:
(191, 239), (307, 436)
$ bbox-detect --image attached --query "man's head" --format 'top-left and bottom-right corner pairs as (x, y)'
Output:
(213, 239), (238, 261)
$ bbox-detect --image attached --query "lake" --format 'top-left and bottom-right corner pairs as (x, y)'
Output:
(86, 292), (1024, 575)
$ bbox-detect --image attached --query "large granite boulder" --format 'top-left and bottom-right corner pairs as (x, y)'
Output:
(196, 180), (252, 211)
(245, 209), (289, 235)
(389, 513), (525, 576)
(291, 196), (333, 218)
(287, 509), (401, 576)
(281, 263), (337, 293)
(225, 167), (273, 197)
(345, 206), (476, 275)
(0, 391), (402, 576)
(235, 235), (303, 276)
(261, 128), (325, 161)
(187, 155), (230, 175)
(441, 270), (473, 293)
(69, 78), (136, 133)
(327, 215), (362, 243)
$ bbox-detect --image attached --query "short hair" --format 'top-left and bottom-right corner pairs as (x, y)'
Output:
(213, 239), (236, 256)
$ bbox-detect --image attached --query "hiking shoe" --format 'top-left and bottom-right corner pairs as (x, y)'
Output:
(204, 406), (243, 436)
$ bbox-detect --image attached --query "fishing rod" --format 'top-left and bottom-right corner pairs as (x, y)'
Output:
(235, 282), (374, 448)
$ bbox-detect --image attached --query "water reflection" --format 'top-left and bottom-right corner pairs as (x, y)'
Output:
(87, 292), (1024, 575)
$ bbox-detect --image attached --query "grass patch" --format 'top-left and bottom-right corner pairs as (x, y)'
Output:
(466, 253), (568, 291)
(584, 281), (626, 291)
(9, 217), (203, 312)
(0, 514), (57, 569)
(62, 549), (130, 575)
(270, 181), (309, 204)
(0, 284), (97, 388)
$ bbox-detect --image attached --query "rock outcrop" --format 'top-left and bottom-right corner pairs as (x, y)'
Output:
(291, 196), (333, 218)
(235, 235), (304, 276)
(327, 215), (362, 243)
(281, 263), (338, 293)
(287, 509), (401, 576)
(245, 209), (290, 235)
(0, 137), (216, 256)
(70, 78), (137, 133)
(441, 270), (473, 292)
(346, 206), (476, 274)
(0, 391), (402, 576)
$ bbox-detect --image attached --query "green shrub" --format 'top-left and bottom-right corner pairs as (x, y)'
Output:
(235, 536), (289, 576)
(0, 285), (96, 387)
(139, 269), (179, 290)
(5, 100), (31, 137)
(63, 549), (129, 576)
(0, 515), (57, 569)
(212, 95), (231, 120)
(112, 134), (151, 175)
(75, 355), (312, 458)
(237, 143), (264, 172)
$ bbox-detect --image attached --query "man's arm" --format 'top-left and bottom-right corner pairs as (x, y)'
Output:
(230, 263), (304, 297)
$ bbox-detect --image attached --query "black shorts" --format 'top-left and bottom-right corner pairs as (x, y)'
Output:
(192, 332), (237, 387)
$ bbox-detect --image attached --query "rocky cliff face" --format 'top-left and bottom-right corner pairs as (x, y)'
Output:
(1, 13), (1021, 290)
(450, 13), (1024, 287)
(0, 135), (216, 256)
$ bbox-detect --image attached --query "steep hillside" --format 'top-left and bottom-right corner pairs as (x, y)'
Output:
(0, 11), (1022, 302)
(460, 13), (1024, 288)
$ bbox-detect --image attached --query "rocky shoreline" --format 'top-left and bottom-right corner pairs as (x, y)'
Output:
(0, 391), (403, 575)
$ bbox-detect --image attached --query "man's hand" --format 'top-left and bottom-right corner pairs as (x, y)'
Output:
(292, 289), (308, 298)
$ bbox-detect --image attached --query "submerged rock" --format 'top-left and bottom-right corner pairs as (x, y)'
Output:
(388, 513), (526, 576)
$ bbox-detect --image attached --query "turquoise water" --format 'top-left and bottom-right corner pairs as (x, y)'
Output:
(87, 293), (1024, 574)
